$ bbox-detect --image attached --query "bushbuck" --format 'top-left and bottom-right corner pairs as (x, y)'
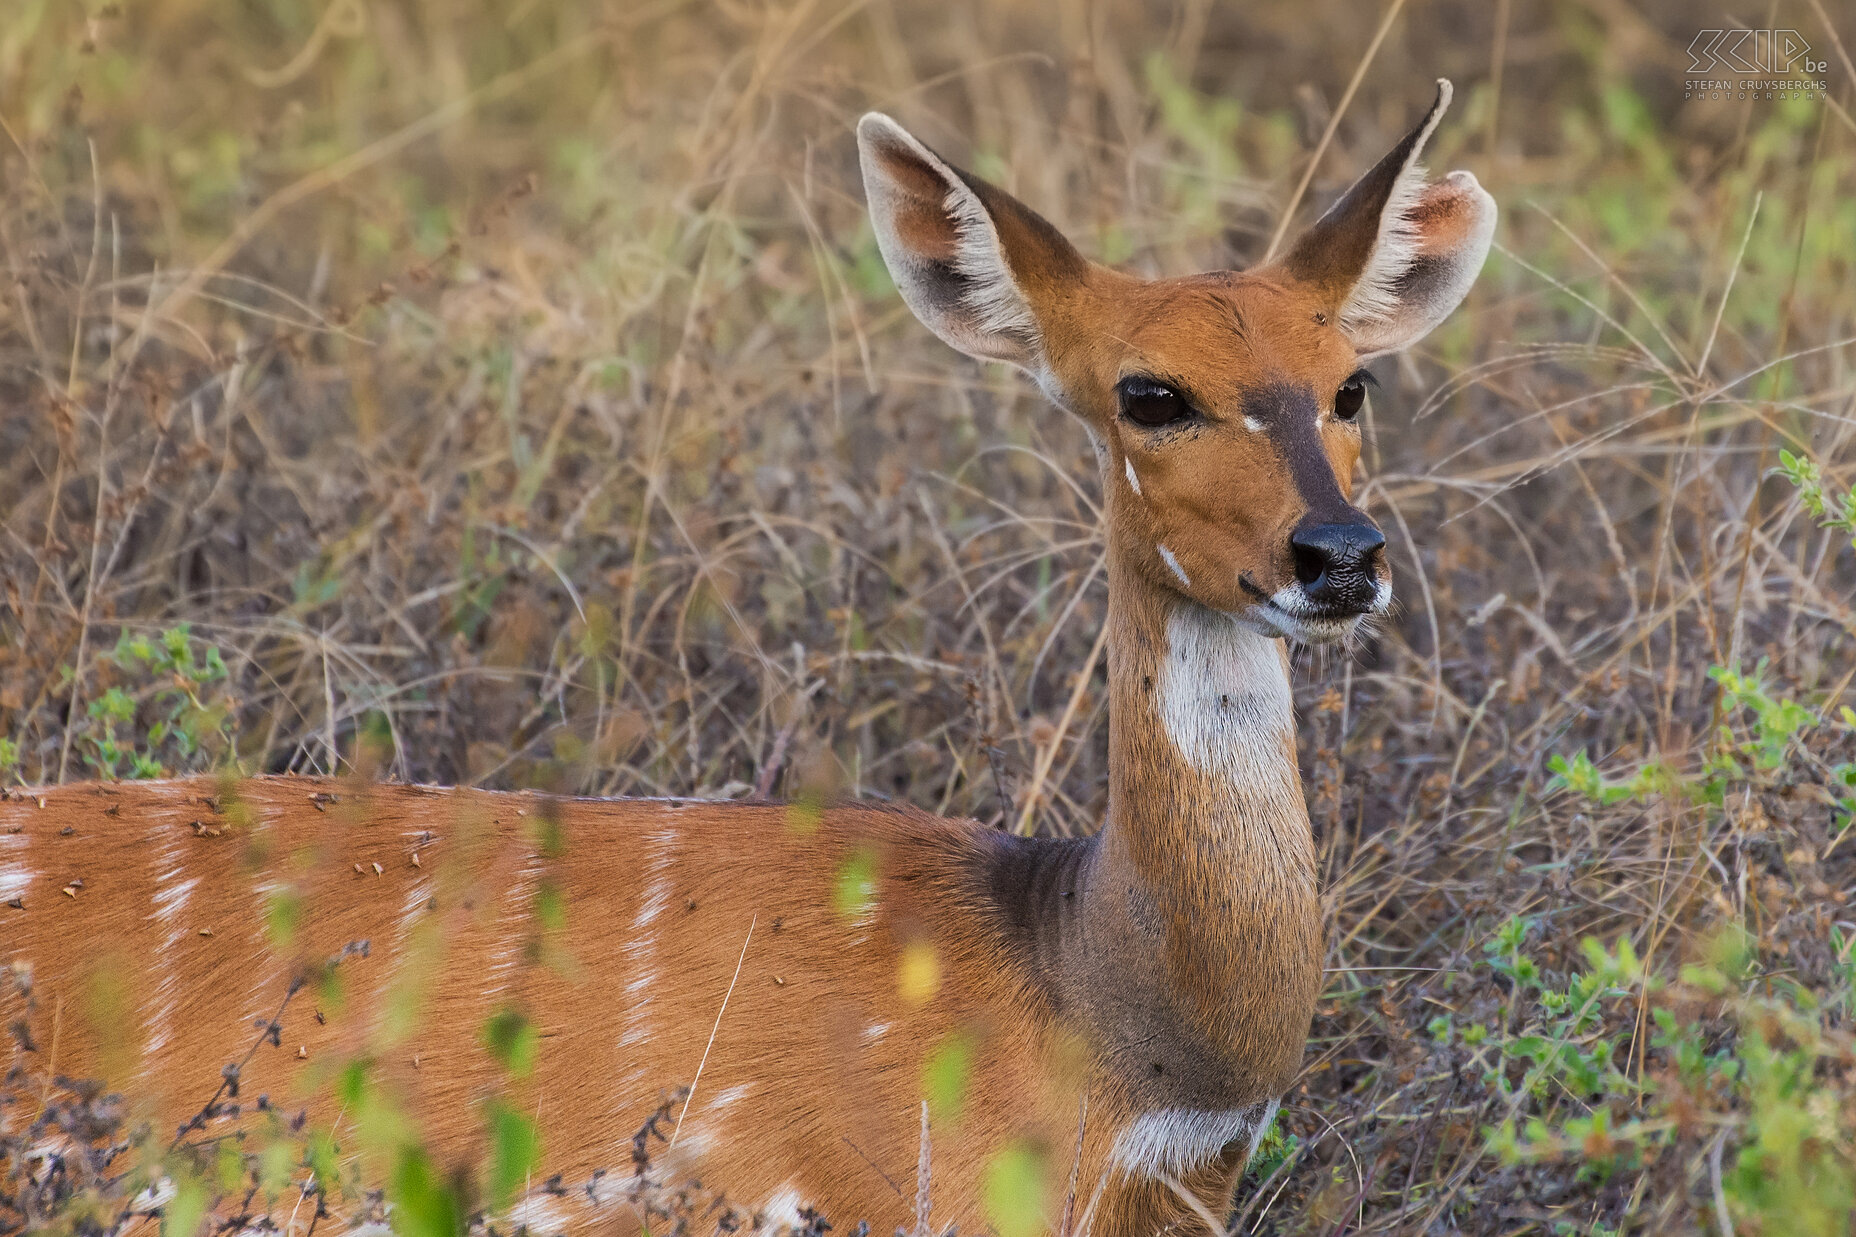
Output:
(2, 80), (1494, 1234)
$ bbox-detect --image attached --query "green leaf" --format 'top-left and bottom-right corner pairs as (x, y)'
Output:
(484, 1099), (541, 1212)
(258, 1139), (297, 1198)
(390, 1145), (464, 1237)
(922, 1029), (974, 1125)
(981, 1140), (1048, 1237)
(833, 846), (879, 922)
(268, 887), (304, 949)
(90, 686), (137, 724)
(533, 880), (567, 935)
(160, 1171), (210, 1237)
(482, 1007), (539, 1078)
(215, 1138), (245, 1193)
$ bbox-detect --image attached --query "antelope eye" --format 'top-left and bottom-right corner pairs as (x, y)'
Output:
(1118, 377), (1191, 428)
(1333, 371), (1373, 421)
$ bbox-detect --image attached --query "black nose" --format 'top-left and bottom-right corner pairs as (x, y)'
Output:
(1289, 521), (1386, 612)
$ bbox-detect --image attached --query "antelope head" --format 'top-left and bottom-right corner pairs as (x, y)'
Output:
(858, 80), (1495, 643)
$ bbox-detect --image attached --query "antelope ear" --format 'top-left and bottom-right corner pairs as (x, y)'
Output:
(857, 113), (1087, 369)
(1276, 80), (1496, 359)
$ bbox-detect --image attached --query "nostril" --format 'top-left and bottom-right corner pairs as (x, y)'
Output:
(1291, 539), (1329, 588)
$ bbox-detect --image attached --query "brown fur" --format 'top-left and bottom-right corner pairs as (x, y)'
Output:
(2, 782), (1084, 1229)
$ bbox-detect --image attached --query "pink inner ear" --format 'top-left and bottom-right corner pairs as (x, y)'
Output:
(1407, 174), (1483, 256)
(869, 144), (961, 264)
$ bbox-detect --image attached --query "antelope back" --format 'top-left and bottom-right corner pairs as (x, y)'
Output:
(1, 778), (1087, 1232)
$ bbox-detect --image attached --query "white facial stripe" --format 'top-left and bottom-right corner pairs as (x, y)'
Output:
(1243, 415), (1265, 433)
(1108, 1101), (1280, 1178)
(1124, 458), (1142, 497)
(1156, 545), (1190, 588)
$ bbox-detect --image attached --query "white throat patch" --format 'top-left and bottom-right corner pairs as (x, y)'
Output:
(1109, 1100), (1281, 1179)
(1156, 603), (1294, 785)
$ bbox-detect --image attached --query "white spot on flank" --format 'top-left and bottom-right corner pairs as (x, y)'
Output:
(505, 1194), (570, 1235)
(861, 1022), (891, 1043)
(1243, 415), (1265, 433)
(1123, 458), (1142, 496)
(0, 833), (33, 903)
(664, 1124), (713, 1164)
(617, 826), (679, 1059)
(1157, 603), (1295, 790)
(1156, 545), (1191, 588)
(152, 876), (197, 924)
(487, 857), (544, 996)
(707, 1083), (753, 1111)
(396, 879), (436, 939)
(1109, 1101), (1278, 1178)
(761, 1184), (810, 1231)
(633, 833), (675, 929)
(128, 1177), (178, 1216)
(144, 834), (196, 1064)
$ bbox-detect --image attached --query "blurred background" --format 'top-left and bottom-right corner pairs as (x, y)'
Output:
(2, 0), (1854, 1231)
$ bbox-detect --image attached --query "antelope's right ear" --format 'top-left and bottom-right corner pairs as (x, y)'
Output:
(1275, 80), (1496, 359)
(857, 113), (1087, 370)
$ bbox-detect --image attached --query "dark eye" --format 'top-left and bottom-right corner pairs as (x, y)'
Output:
(1333, 370), (1374, 421)
(1118, 377), (1191, 428)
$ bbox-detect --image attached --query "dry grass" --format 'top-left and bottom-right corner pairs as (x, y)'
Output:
(3, 0), (1856, 1232)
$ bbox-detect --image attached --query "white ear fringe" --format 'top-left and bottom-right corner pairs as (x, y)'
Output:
(1336, 79), (1453, 339)
(943, 179), (1040, 345)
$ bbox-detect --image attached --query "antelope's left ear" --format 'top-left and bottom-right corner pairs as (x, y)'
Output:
(1275, 79), (1496, 359)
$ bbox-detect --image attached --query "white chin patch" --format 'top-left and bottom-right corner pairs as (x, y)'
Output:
(1249, 581), (1391, 644)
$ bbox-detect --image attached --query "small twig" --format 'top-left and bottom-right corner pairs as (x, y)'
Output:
(1156, 1172), (1229, 1237)
(1013, 620), (1109, 837)
(1709, 1126), (1736, 1237)
(669, 912), (755, 1152)
(1261, 0), (1410, 263)
(753, 716), (800, 799)
(1058, 1092), (1088, 1237)
(837, 1135), (902, 1197)
(912, 1100), (932, 1237)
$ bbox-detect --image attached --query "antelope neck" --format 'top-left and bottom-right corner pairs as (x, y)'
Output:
(986, 556), (1324, 1121)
